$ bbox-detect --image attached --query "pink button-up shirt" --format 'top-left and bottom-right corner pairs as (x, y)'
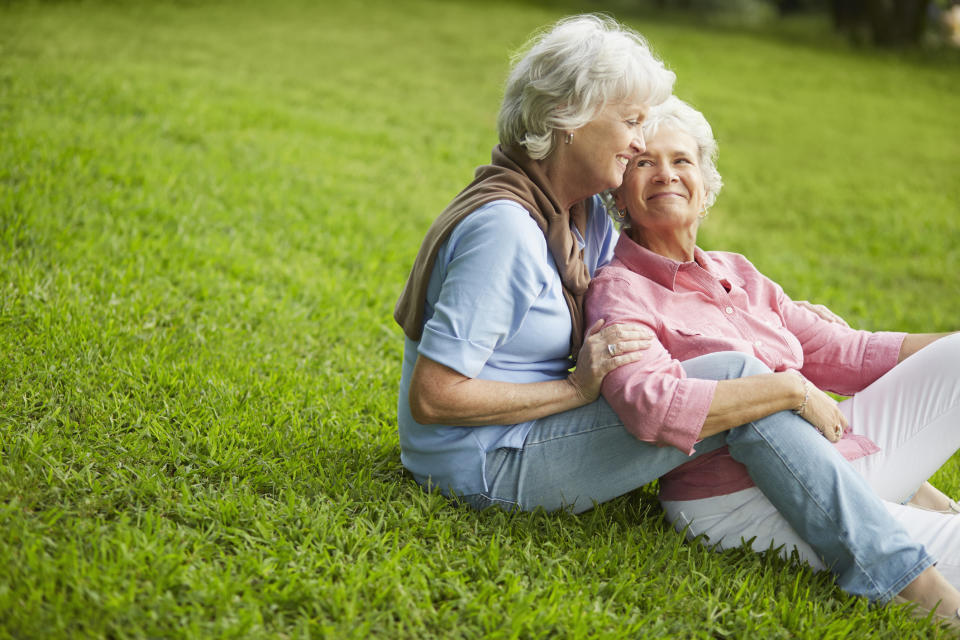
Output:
(584, 233), (906, 501)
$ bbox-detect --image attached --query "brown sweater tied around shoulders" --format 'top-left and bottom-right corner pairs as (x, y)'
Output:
(393, 144), (591, 360)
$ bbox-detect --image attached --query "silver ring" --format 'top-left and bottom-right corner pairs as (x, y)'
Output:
(607, 344), (617, 357)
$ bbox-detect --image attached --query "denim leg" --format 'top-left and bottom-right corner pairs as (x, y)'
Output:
(470, 351), (932, 602)
(464, 396), (728, 514)
(692, 353), (933, 602)
(466, 352), (756, 514)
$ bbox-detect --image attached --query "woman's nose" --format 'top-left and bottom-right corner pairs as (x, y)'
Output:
(631, 130), (645, 154)
(653, 167), (678, 183)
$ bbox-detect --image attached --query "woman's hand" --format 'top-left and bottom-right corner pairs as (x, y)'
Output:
(796, 378), (849, 443)
(409, 320), (653, 426)
(795, 300), (850, 328)
(567, 319), (653, 403)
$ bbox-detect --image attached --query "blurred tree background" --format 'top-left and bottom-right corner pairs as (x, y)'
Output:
(612, 0), (960, 47)
(791, 0), (959, 47)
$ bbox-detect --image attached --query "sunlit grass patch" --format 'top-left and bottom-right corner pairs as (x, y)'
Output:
(1, 0), (958, 637)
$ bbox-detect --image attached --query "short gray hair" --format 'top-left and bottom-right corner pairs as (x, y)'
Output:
(497, 14), (676, 160)
(642, 96), (723, 209)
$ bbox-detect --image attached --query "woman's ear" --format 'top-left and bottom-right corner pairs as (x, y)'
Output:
(611, 188), (626, 212)
(697, 184), (710, 211)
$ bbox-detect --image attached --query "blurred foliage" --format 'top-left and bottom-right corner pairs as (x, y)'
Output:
(830, 0), (929, 47)
(583, 0), (960, 48)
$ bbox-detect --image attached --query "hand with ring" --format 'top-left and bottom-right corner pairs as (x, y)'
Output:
(796, 381), (849, 443)
(567, 319), (654, 403)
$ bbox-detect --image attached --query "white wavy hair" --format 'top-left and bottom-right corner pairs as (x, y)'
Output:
(497, 14), (675, 160)
(606, 96), (724, 226)
(641, 96), (723, 209)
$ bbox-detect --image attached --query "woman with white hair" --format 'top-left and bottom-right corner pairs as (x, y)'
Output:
(394, 13), (946, 616)
(586, 95), (960, 625)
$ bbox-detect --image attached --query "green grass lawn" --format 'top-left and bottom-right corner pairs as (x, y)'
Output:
(2, 0), (959, 637)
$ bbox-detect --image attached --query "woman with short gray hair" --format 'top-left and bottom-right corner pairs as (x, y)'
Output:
(589, 95), (960, 625)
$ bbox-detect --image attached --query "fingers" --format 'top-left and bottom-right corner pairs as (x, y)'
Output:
(826, 396), (849, 442)
(586, 318), (606, 336)
(601, 347), (648, 376)
(818, 306), (850, 328)
(810, 406), (843, 443)
(823, 421), (843, 443)
(822, 411), (847, 442)
(827, 410), (850, 442)
(573, 322), (654, 393)
(802, 385), (848, 443)
(599, 323), (654, 366)
(606, 337), (653, 358)
(797, 300), (850, 328)
(582, 322), (655, 367)
(591, 322), (654, 344)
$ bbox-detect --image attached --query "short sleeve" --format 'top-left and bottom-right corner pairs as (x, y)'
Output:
(419, 201), (556, 378)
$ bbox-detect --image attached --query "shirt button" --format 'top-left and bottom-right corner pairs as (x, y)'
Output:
(725, 306), (734, 314)
(754, 340), (763, 347)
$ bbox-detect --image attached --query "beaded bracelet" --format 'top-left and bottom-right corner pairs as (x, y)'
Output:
(792, 372), (811, 417)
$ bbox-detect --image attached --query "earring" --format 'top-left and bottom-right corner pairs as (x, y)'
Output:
(565, 132), (574, 145)
(698, 208), (710, 220)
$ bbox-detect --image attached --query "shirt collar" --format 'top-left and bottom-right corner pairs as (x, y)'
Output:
(612, 230), (739, 291)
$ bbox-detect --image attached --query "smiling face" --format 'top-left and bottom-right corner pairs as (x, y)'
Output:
(613, 125), (706, 237)
(548, 100), (649, 207)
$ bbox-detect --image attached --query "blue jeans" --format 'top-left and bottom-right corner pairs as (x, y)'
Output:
(460, 352), (932, 602)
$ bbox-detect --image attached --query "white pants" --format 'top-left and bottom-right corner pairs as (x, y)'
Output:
(661, 334), (960, 587)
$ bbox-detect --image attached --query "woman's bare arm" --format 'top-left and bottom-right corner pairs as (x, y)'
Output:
(898, 333), (957, 363)
(409, 356), (591, 425)
(409, 320), (653, 426)
(701, 372), (845, 442)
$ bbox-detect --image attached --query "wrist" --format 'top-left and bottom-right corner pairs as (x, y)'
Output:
(566, 371), (600, 407)
(790, 371), (811, 416)
(563, 372), (584, 403)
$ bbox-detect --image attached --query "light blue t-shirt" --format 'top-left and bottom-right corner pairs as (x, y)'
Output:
(397, 195), (617, 496)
